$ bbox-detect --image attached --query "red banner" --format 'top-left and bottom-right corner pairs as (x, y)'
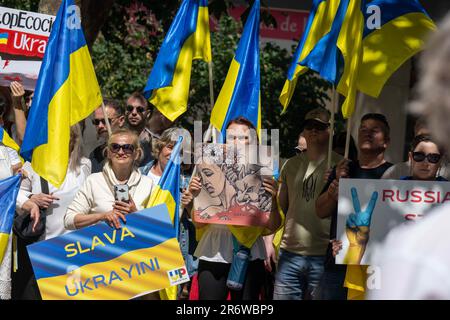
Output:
(211, 6), (309, 42)
(0, 28), (48, 58)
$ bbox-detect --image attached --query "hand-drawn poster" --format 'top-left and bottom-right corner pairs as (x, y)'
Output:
(193, 143), (274, 227)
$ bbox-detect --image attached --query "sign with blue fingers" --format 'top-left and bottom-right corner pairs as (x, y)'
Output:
(336, 178), (450, 265)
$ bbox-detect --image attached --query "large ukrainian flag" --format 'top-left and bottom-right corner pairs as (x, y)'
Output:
(20, 0), (102, 188)
(210, 0), (261, 140)
(300, 0), (365, 119)
(146, 137), (183, 300)
(358, 0), (436, 98)
(144, 0), (211, 122)
(279, 0), (339, 113)
(0, 175), (21, 264)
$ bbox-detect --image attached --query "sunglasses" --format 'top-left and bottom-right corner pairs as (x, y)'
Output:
(92, 117), (117, 126)
(109, 143), (135, 154)
(126, 105), (146, 114)
(304, 121), (329, 131)
(412, 152), (441, 164)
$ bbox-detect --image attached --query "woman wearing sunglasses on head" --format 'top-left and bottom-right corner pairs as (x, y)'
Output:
(64, 128), (154, 231)
(402, 135), (447, 181)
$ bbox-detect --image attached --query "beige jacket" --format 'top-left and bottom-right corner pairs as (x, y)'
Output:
(64, 162), (154, 230)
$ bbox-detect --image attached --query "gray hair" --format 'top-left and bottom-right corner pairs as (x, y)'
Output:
(151, 127), (191, 160)
(410, 14), (450, 150)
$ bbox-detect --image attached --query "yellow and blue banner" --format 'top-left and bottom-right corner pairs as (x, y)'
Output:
(279, 0), (339, 113)
(210, 0), (261, 140)
(146, 136), (183, 300)
(20, 0), (103, 188)
(358, 0), (435, 98)
(300, 0), (365, 119)
(144, 0), (211, 122)
(27, 205), (189, 300)
(0, 174), (21, 264)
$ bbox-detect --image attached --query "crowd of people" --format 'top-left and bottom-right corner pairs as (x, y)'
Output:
(0, 12), (450, 302)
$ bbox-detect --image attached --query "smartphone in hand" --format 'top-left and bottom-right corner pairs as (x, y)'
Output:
(114, 184), (129, 203)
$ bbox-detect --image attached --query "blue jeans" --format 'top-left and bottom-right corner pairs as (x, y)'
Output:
(273, 249), (325, 300)
(314, 264), (348, 300)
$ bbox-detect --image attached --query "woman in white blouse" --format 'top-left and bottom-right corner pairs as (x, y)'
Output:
(65, 128), (154, 230)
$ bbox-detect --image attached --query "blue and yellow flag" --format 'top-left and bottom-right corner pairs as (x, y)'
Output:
(0, 33), (8, 45)
(279, 0), (339, 113)
(146, 137), (183, 301)
(27, 205), (189, 300)
(20, 0), (102, 188)
(144, 0), (211, 122)
(210, 0), (261, 140)
(358, 0), (436, 98)
(0, 174), (21, 264)
(301, 0), (365, 119)
(0, 127), (21, 157)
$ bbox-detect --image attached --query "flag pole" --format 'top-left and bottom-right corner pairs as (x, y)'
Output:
(327, 87), (337, 168)
(208, 61), (216, 143)
(101, 102), (112, 137)
(344, 115), (352, 159)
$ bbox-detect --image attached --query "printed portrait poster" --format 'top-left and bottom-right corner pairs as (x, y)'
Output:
(0, 6), (54, 90)
(336, 178), (450, 265)
(27, 205), (189, 300)
(192, 143), (274, 227)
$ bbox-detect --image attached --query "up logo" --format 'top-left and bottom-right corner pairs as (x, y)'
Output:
(167, 267), (189, 285)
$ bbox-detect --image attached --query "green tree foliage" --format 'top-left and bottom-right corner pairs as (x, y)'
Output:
(0, 0), (39, 11)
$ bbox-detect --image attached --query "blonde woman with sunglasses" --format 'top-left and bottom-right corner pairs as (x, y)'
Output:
(65, 128), (154, 230)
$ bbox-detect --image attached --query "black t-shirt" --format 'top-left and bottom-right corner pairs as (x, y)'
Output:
(321, 160), (393, 269)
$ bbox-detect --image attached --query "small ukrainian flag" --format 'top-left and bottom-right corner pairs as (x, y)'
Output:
(0, 33), (8, 45)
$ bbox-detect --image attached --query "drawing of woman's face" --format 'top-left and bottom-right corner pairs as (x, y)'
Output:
(199, 164), (225, 197)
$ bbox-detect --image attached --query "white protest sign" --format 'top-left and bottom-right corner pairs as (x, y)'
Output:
(0, 6), (55, 90)
(336, 178), (450, 265)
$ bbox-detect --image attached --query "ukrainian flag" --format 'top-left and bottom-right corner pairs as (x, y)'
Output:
(358, 0), (436, 98)
(210, 0), (261, 140)
(144, 0), (211, 122)
(0, 127), (21, 159)
(0, 174), (21, 264)
(279, 0), (339, 113)
(20, 0), (103, 188)
(0, 33), (8, 45)
(300, 0), (365, 119)
(146, 137), (183, 300)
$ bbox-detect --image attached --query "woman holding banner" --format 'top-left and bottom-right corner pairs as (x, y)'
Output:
(183, 117), (282, 300)
(12, 124), (90, 300)
(64, 128), (154, 230)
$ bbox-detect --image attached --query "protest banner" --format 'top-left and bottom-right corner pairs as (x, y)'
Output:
(0, 6), (54, 90)
(336, 178), (450, 265)
(193, 143), (274, 227)
(27, 204), (189, 300)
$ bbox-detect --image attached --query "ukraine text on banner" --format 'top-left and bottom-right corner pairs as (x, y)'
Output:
(210, 0), (261, 141)
(358, 0), (436, 98)
(143, 0), (211, 122)
(27, 205), (189, 300)
(279, 0), (339, 113)
(0, 175), (21, 264)
(300, 0), (365, 119)
(19, 0), (103, 188)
